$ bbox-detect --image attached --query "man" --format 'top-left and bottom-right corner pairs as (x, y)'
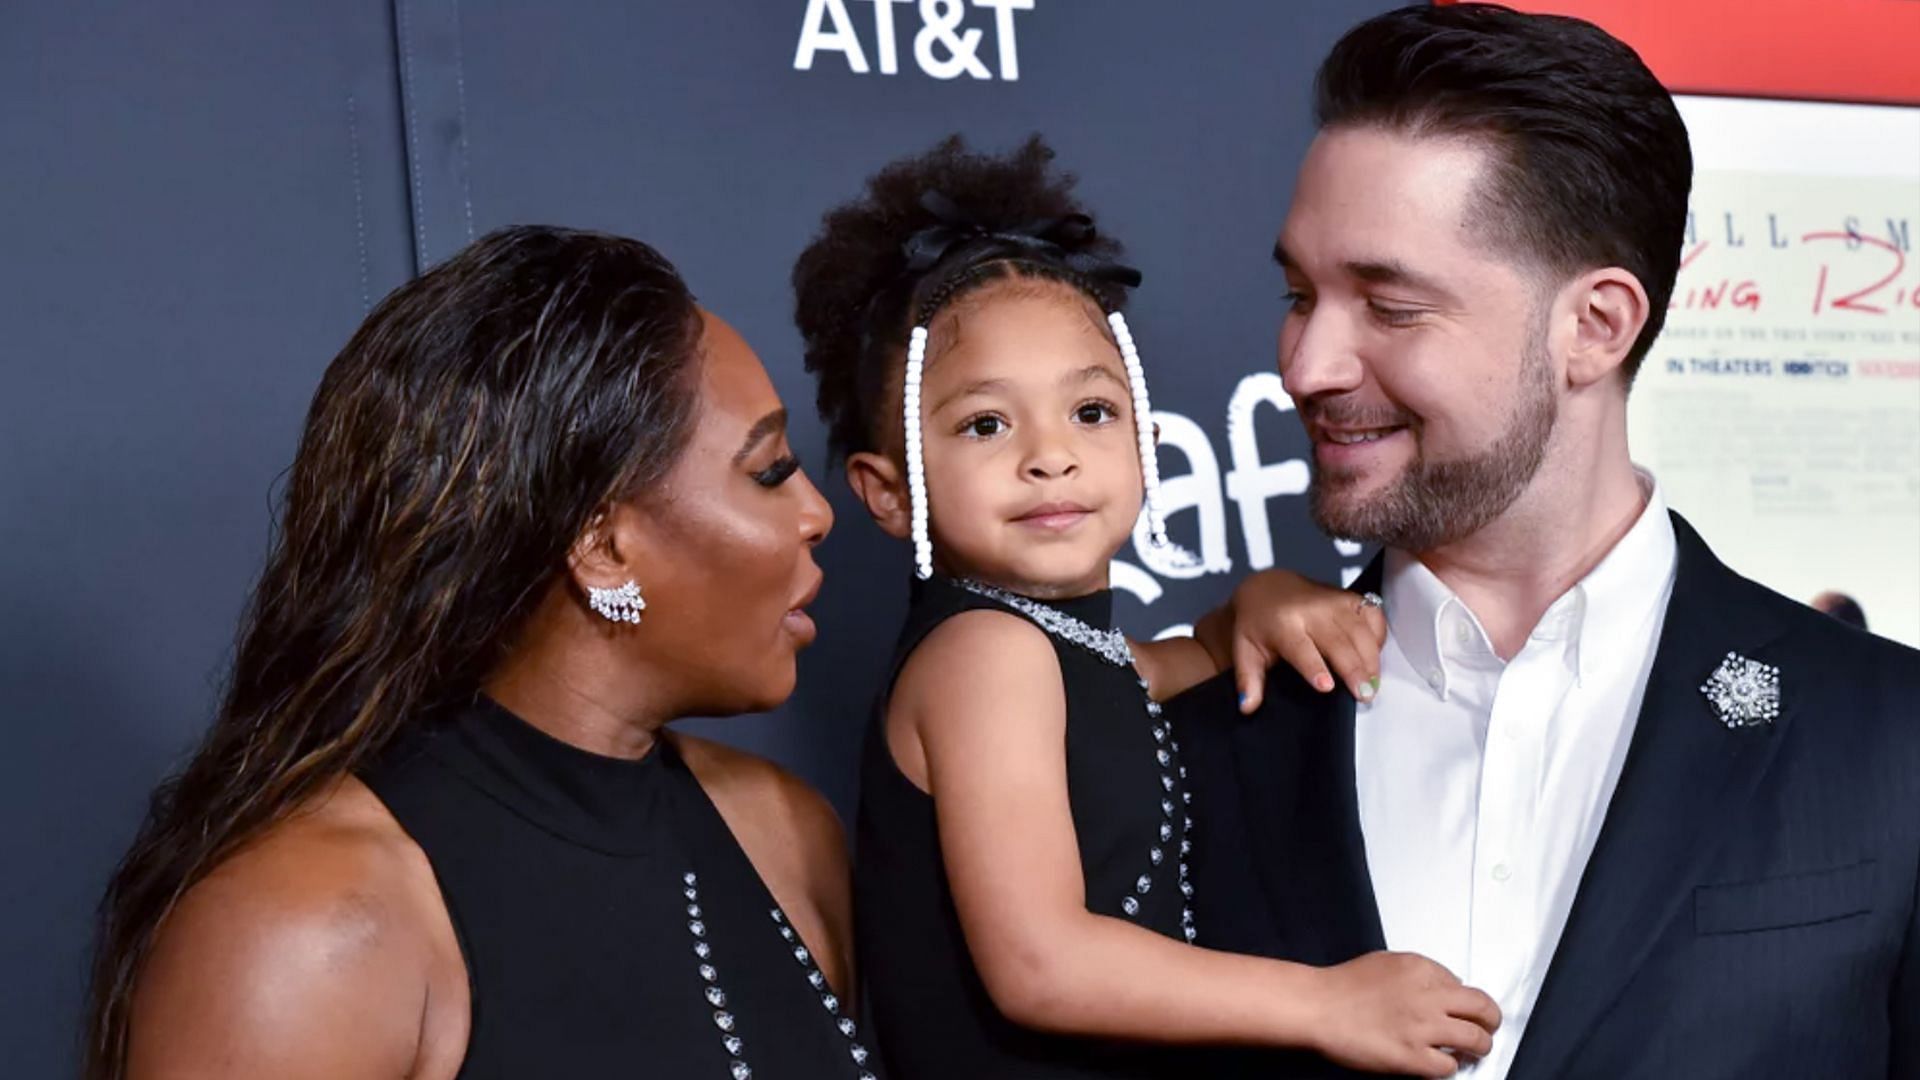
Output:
(1179, 5), (1920, 1078)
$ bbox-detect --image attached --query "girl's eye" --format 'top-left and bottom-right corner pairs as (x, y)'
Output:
(961, 414), (1006, 438)
(1074, 401), (1119, 425)
(752, 454), (800, 487)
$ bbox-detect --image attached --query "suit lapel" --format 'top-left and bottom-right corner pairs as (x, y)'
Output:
(1232, 559), (1387, 965)
(1510, 514), (1798, 1079)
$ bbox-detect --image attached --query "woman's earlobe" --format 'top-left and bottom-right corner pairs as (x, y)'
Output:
(845, 451), (911, 541)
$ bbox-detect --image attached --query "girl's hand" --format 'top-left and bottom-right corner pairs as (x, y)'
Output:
(1309, 952), (1502, 1078)
(1201, 569), (1386, 713)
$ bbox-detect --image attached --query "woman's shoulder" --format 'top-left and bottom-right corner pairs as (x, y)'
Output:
(128, 776), (467, 1076)
(141, 775), (439, 972)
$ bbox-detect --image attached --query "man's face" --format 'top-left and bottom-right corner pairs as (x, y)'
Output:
(1277, 126), (1560, 553)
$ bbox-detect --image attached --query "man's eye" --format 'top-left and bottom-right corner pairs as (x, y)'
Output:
(1368, 300), (1421, 327)
(1281, 289), (1314, 313)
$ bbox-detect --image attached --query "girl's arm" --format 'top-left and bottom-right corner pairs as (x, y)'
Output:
(890, 609), (1497, 1078)
(1133, 569), (1388, 710)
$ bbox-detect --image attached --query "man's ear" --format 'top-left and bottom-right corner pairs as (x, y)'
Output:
(846, 451), (911, 541)
(1561, 266), (1650, 390)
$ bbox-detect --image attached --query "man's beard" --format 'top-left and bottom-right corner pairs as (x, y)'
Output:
(1306, 339), (1557, 553)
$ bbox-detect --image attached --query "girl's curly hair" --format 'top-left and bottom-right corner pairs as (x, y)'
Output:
(792, 134), (1133, 463)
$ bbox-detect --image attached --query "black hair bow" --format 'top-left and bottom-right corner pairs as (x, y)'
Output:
(900, 190), (1143, 289)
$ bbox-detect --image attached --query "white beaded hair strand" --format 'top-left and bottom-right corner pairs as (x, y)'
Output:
(904, 325), (933, 579)
(1109, 311), (1192, 564)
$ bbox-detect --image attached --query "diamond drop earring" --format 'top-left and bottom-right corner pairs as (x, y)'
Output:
(587, 580), (646, 624)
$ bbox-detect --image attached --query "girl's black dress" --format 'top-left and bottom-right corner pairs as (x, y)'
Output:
(854, 575), (1195, 1078)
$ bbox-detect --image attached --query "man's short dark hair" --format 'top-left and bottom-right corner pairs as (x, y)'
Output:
(1314, 3), (1692, 382)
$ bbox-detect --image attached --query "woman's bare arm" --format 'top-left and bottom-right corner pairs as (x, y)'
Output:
(126, 779), (465, 1080)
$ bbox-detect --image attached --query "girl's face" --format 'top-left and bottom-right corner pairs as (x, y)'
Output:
(915, 282), (1144, 599)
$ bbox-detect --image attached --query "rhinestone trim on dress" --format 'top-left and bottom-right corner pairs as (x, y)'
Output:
(954, 580), (1136, 667)
(682, 871), (755, 1080)
(953, 579), (1196, 941)
(770, 907), (877, 1080)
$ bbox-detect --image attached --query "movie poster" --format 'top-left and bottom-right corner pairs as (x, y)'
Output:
(1629, 97), (1920, 647)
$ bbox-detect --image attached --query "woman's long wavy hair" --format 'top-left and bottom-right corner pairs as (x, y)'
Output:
(84, 225), (704, 1078)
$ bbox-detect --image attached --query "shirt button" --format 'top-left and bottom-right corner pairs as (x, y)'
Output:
(1427, 669), (1444, 690)
(1492, 863), (1513, 883)
(1454, 624), (1474, 647)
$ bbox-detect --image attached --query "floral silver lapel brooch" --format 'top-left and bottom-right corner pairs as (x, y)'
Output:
(1701, 651), (1781, 729)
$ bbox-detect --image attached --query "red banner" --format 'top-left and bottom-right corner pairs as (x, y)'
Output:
(1443, 0), (1920, 105)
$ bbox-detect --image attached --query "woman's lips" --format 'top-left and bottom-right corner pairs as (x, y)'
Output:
(782, 608), (817, 645)
(783, 572), (822, 646)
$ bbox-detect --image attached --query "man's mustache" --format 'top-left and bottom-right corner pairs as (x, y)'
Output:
(1297, 395), (1415, 430)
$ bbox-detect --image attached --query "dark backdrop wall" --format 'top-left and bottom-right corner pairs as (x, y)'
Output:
(1, 2), (1391, 1072)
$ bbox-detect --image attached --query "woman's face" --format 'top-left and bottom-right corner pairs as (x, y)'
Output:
(618, 309), (833, 715)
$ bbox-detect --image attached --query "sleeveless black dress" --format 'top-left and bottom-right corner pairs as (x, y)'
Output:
(854, 576), (1196, 1079)
(360, 696), (879, 1080)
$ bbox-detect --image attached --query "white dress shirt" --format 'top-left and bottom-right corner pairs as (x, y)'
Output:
(1354, 475), (1678, 1078)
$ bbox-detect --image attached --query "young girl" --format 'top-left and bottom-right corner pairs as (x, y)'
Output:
(793, 137), (1499, 1079)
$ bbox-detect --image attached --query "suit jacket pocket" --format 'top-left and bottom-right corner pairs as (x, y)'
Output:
(1694, 859), (1876, 935)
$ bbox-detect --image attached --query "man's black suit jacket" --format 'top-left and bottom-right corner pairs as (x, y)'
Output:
(1174, 513), (1920, 1079)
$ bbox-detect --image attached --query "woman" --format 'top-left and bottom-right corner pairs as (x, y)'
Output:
(87, 226), (870, 1079)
